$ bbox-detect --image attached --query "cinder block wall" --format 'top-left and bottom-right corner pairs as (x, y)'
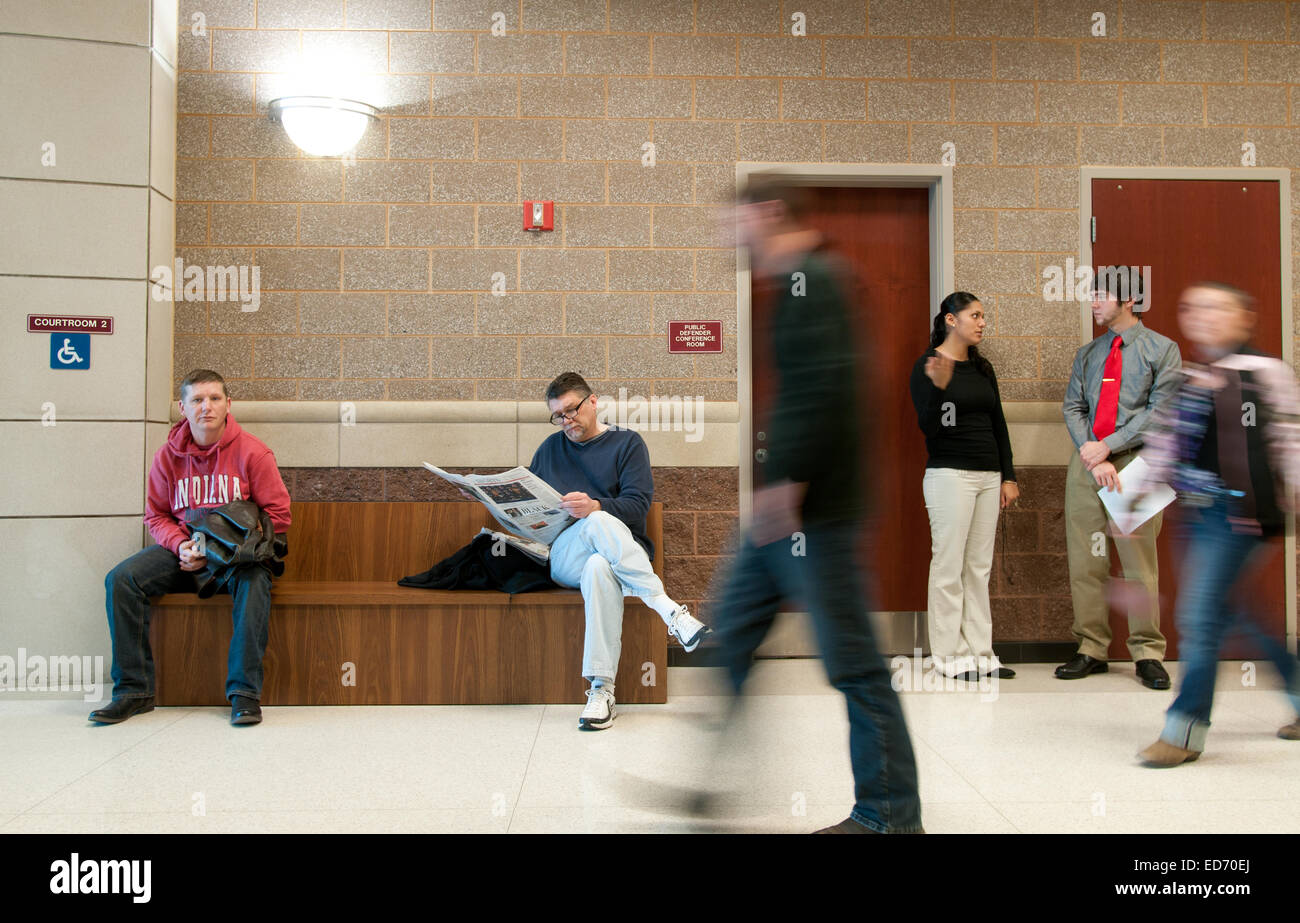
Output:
(171, 0), (1300, 644)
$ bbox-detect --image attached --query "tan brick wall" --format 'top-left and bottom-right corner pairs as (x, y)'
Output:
(174, 0), (1299, 405)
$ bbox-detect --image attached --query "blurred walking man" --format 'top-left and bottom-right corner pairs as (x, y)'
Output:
(701, 179), (922, 833)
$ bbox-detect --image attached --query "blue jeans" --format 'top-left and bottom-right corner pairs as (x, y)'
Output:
(105, 544), (274, 703)
(710, 521), (922, 833)
(1161, 500), (1300, 751)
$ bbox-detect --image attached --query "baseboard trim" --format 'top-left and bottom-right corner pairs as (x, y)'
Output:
(668, 640), (1080, 667)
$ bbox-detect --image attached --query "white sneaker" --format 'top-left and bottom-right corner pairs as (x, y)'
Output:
(578, 686), (616, 730)
(667, 605), (710, 653)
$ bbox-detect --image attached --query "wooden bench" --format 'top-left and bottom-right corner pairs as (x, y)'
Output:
(150, 501), (668, 706)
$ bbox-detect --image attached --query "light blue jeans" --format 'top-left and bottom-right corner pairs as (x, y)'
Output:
(548, 511), (666, 682)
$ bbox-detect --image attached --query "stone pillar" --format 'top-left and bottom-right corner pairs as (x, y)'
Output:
(0, 0), (178, 698)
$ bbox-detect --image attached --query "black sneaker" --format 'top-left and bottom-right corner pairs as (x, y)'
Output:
(88, 697), (155, 724)
(230, 695), (262, 726)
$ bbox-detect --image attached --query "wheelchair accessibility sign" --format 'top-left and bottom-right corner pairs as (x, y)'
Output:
(51, 333), (90, 370)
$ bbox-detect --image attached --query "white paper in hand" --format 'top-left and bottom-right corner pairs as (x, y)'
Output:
(1097, 455), (1176, 535)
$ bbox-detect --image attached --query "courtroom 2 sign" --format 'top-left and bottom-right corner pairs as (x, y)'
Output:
(668, 320), (722, 354)
(28, 314), (114, 334)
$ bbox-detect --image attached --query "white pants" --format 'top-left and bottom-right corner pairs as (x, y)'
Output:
(922, 468), (1003, 677)
(548, 511), (666, 682)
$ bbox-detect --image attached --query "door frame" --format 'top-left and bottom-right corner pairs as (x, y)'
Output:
(1080, 166), (1296, 653)
(733, 162), (955, 522)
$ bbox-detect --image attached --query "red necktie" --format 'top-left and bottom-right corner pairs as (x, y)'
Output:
(1093, 335), (1123, 440)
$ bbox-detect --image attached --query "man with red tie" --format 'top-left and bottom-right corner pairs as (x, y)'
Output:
(1059, 269), (1182, 688)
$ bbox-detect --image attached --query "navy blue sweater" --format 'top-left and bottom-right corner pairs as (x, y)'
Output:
(528, 426), (655, 559)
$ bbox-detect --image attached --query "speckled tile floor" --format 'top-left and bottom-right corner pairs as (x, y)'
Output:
(4, 660), (1297, 833)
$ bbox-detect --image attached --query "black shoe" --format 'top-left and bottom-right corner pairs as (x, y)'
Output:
(984, 667), (1016, 679)
(1055, 653), (1107, 679)
(954, 671), (981, 682)
(1135, 659), (1171, 690)
(230, 695), (262, 725)
(813, 817), (925, 834)
(88, 697), (155, 724)
(813, 817), (878, 834)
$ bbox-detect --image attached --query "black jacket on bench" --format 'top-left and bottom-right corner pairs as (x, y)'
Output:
(398, 533), (556, 594)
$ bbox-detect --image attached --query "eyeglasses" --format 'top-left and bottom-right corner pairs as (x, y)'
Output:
(549, 393), (591, 426)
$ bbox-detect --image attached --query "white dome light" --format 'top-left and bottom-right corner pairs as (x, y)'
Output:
(269, 96), (378, 157)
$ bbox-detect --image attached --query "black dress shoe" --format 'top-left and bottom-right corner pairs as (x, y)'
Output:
(813, 817), (878, 834)
(230, 695), (262, 725)
(812, 817), (925, 834)
(1055, 653), (1108, 679)
(984, 667), (1016, 679)
(88, 697), (155, 724)
(1135, 659), (1171, 690)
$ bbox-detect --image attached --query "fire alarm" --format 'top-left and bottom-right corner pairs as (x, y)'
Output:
(523, 200), (554, 232)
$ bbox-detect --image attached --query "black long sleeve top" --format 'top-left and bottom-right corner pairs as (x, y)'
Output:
(909, 348), (1016, 482)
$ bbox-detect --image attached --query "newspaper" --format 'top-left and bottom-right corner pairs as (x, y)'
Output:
(1098, 455), (1176, 535)
(423, 463), (575, 549)
(475, 528), (551, 565)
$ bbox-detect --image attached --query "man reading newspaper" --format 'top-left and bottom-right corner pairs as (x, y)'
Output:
(530, 372), (709, 730)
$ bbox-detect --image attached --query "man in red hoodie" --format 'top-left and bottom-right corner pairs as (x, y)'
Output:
(89, 369), (291, 727)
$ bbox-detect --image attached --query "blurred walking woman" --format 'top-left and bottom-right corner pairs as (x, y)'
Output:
(909, 292), (1019, 680)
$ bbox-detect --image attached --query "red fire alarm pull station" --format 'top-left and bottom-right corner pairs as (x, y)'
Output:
(523, 200), (554, 232)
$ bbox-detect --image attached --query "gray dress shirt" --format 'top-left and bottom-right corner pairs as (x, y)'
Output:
(1062, 320), (1182, 453)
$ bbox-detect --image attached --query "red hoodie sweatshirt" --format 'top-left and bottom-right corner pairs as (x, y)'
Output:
(145, 413), (292, 556)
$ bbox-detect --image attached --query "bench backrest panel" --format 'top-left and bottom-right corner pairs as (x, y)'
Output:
(281, 501), (664, 582)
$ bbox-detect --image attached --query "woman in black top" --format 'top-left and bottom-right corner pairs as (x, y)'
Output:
(909, 291), (1019, 681)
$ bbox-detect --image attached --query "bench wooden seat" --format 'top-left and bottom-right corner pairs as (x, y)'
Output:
(149, 501), (667, 707)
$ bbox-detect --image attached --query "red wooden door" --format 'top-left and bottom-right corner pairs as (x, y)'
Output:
(749, 185), (933, 611)
(1090, 177), (1286, 660)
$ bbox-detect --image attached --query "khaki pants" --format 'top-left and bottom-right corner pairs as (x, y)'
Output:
(1064, 450), (1166, 662)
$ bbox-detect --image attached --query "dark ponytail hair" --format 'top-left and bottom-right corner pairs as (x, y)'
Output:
(930, 291), (996, 381)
